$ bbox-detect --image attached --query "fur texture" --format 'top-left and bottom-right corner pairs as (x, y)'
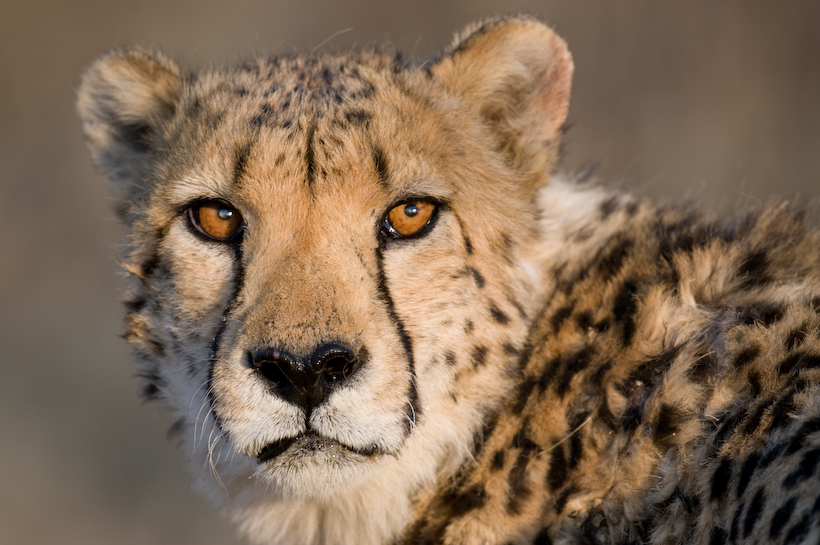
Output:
(78, 16), (820, 545)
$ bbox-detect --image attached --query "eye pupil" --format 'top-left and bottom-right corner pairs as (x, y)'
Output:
(217, 208), (233, 220)
(404, 204), (419, 217)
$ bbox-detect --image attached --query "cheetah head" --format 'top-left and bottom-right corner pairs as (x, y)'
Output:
(78, 16), (572, 542)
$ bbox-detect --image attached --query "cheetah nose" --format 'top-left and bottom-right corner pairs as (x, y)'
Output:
(249, 344), (361, 412)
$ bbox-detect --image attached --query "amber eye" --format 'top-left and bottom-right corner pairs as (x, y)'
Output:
(382, 200), (437, 239)
(187, 199), (244, 241)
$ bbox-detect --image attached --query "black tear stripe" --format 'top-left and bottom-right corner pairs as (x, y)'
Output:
(205, 245), (247, 432)
(374, 246), (421, 431)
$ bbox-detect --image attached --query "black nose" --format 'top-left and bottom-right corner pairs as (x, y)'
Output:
(249, 344), (361, 412)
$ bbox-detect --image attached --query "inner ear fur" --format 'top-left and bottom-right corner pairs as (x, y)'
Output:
(77, 49), (181, 215)
(431, 17), (574, 191)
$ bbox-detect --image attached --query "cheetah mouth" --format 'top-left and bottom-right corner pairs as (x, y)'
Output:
(256, 432), (382, 463)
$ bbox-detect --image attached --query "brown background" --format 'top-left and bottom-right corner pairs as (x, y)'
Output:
(1, 1), (818, 544)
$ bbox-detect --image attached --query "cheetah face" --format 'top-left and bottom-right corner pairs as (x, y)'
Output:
(78, 19), (572, 500)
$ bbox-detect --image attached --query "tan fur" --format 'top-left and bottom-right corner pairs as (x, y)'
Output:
(79, 16), (820, 545)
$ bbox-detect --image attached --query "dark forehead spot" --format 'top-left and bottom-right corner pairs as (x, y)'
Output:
(303, 121), (317, 185)
(345, 109), (372, 125)
(372, 145), (390, 187)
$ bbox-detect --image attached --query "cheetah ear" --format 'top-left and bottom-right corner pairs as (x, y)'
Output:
(77, 49), (181, 216)
(431, 17), (573, 190)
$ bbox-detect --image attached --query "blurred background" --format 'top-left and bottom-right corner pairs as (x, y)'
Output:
(1, 1), (818, 544)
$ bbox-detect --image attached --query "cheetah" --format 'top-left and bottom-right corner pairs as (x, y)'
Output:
(78, 16), (820, 545)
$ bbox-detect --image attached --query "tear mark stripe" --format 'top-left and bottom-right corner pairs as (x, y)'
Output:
(374, 245), (421, 429)
(206, 246), (246, 434)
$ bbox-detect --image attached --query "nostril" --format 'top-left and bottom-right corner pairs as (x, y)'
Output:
(321, 353), (356, 384)
(249, 350), (294, 392)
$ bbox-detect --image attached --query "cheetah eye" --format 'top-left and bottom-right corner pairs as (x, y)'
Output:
(382, 200), (438, 239)
(187, 199), (245, 241)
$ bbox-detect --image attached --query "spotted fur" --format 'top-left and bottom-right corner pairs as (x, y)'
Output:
(78, 16), (820, 545)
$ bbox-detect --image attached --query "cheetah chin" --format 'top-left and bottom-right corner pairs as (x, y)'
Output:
(79, 15), (820, 545)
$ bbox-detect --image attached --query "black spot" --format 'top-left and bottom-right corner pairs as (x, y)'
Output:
(599, 196), (619, 220)
(568, 433), (583, 470)
(167, 418), (185, 439)
(489, 304), (510, 325)
(372, 145), (389, 186)
(512, 377), (537, 414)
(506, 446), (535, 515)
(738, 304), (785, 326)
(464, 320), (474, 334)
(783, 514), (810, 545)
(613, 280), (639, 345)
(783, 446), (820, 489)
(729, 500), (742, 542)
(621, 403), (645, 433)
(124, 297), (147, 313)
(710, 458), (732, 501)
(491, 450), (505, 470)
(304, 121), (321, 186)
(748, 372), (762, 398)
(445, 351), (457, 366)
(251, 103), (272, 127)
(596, 238), (633, 278)
(119, 122), (153, 152)
(779, 351), (820, 376)
(738, 249), (769, 288)
(742, 488), (765, 538)
(471, 346), (488, 368)
(767, 386), (801, 432)
(447, 484), (488, 516)
(555, 347), (593, 398)
(736, 452), (760, 498)
(760, 442), (787, 469)
(533, 527), (553, 545)
(464, 236), (473, 255)
(786, 415), (820, 455)
(689, 351), (718, 381)
(709, 527), (728, 545)
(551, 305), (574, 331)
(547, 444), (568, 491)
(740, 396), (773, 436)
(233, 143), (251, 186)
(597, 397), (619, 431)
(553, 485), (577, 513)
(475, 411), (500, 458)
(468, 267), (485, 288)
(714, 409), (742, 447)
(653, 404), (684, 449)
(138, 369), (164, 400)
(575, 310), (593, 331)
(503, 343), (520, 357)
(624, 346), (680, 396)
(768, 497), (797, 538)
(785, 327), (808, 350)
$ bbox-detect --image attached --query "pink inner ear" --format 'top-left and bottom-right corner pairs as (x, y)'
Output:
(538, 34), (574, 135)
